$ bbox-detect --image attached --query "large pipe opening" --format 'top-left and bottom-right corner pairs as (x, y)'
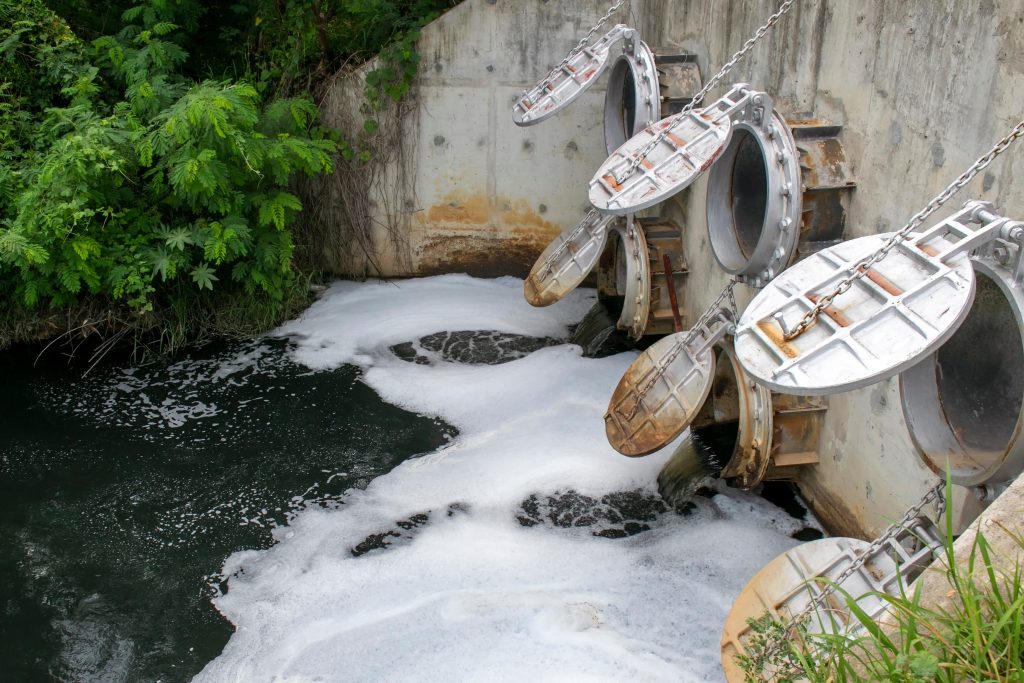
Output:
(603, 57), (640, 155)
(901, 264), (1024, 485)
(707, 128), (772, 274)
(937, 274), (1023, 452)
(691, 348), (743, 470)
(730, 131), (770, 259)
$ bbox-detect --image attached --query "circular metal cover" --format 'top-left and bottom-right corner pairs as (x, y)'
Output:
(512, 25), (629, 127)
(589, 107), (733, 215)
(603, 42), (661, 155)
(524, 211), (616, 307)
(734, 232), (977, 395)
(605, 331), (716, 456)
(615, 219), (651, 339)
(721, 537), (895, 682)
(707, 108), (803, 284)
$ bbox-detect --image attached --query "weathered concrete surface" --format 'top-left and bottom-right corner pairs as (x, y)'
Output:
(319, 1), (626, 277)
(633, 0), (1024, 538)
(914, 477), (1024, 611)
(325, 0), (1024, 537)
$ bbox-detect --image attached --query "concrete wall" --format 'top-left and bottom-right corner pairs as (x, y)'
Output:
(630, 0), (1024, 538)
(321, 1), (630, 277)
(326, 0), (1024, 537)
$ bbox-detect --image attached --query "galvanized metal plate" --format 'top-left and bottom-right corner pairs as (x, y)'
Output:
(589, 108), (730, 215)
(524, 211), (615, 307)
(615, 219), (651, 339)
(713, 345), (775, 490)
(605, 327), (719, 457)
(588, 86), (752, 215)
(512, 25), (628, 127)
(721, 537), (897, 682)
(734, 230), (977, 395)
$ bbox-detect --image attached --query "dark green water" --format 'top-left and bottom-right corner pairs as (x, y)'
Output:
(0, 339), (454, 682)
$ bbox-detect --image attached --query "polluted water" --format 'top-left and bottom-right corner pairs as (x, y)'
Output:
(0, 336), (453, 682)
(1, 274), (823, 682)
(193, 274), (821, 682)
(657, 425), (733, 511)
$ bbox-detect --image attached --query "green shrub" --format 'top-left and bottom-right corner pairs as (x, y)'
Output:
(0, 0), (334, 334)
(1, 0), (458, 352)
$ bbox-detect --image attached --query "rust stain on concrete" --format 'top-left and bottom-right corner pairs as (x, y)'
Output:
(797, 478), (870, 539)
(423, 193), (492, 226)
(415, 192), (563, 277)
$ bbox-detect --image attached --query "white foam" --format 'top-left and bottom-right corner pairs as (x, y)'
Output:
(195, 275), (802, 682)
(277, 275), (593, 371)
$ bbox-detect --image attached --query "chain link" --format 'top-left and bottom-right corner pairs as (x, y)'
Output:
(538, 209), (601, 278)
(544, 0), (799, 276)
(612, 0), (796, 184)
(531, 0), (627, 278)
(782, 117), (1024, 341)
(756, 482), (946, 666)
(624, 281), (738, 417)
(535, 0), (627, 93)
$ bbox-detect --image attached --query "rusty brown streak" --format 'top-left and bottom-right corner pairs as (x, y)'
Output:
(807, 294), (853, 327)
(603, 174), (623, 192)
(857, 266), (903, 296)
(757, 320), (799, 358)
(662, 254), (683, 333)
(665, 132), (688, 148)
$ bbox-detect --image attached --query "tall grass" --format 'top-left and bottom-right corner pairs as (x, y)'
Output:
(738, 481), (1024, 682)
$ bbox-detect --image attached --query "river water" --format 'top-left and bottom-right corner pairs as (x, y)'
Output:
(1, 275), (818, 682)
(0, 338), (453, 681)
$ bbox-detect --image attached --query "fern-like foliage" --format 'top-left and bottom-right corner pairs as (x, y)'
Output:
(0, 0), (337, 315)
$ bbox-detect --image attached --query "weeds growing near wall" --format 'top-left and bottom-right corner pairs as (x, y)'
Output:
(738, 484), (1024, 682)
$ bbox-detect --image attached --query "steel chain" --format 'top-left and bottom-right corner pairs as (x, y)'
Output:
(533, 0), (626, 95)
(612, 0), (796, 184)
(532, 0), (626, 278)
(540, 0), (796, 277)
(538, 209), (600, 278)
(782, 117), (1024, 341)
(624, 280), (738, 418)
(756, 482), (946, 667)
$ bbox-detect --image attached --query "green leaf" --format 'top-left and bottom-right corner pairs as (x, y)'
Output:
(190, 263), (219, 291)
(148, 247), (173, 281)
(164, 226), (195, 251)
(907, 651), (939, 678)
(22, 281), (38, 307)
(152, 22), (178, 36)
(71, 237), (101, 261)
(257, 191), (302, 230)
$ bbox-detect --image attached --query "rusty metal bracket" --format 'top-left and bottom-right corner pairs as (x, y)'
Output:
(662, 253), (684, 333)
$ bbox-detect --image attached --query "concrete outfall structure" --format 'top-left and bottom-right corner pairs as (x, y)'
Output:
(317, 0), (1024, 544)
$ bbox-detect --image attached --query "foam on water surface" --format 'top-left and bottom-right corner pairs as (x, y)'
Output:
(196, 275), (804, 682)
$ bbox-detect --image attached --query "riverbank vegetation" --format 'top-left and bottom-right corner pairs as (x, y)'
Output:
(738, 498), (1024, 682)
(0, 0), (456, 357)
